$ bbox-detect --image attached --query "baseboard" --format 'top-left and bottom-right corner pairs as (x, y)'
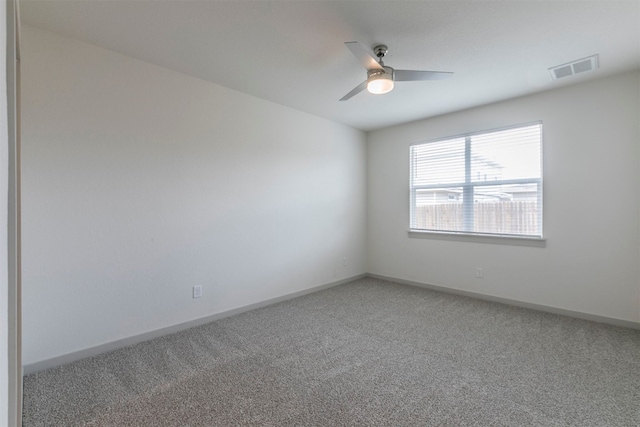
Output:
(23, 273), (367, 375)
(367, 273), (640, 330)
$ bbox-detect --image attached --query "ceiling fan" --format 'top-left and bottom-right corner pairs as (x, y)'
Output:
(340, 41), (453, 101)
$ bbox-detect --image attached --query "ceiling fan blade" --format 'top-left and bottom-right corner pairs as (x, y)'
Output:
(394, 70), (454, 81)
(339, 81), (367, 101)
(345, 41), (383, 71)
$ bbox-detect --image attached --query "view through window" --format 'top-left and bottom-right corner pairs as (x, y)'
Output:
(410, 123), (543, 238)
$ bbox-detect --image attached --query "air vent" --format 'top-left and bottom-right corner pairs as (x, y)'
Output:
(549, 55), (599, 80)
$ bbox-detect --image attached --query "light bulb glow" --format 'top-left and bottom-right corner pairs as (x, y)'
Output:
(367, 72), (394, 94)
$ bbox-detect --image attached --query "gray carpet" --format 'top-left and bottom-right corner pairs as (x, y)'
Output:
(23, 277), (640, 426)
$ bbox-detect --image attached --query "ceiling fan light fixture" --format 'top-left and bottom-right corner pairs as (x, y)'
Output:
(367, 72), (394, 94)
(339, 41), (453, 101)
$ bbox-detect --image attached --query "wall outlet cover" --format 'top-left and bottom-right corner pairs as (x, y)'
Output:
(193, 285), (202, 298)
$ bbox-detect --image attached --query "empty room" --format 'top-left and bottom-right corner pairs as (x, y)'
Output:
(2, 0), (639, 425)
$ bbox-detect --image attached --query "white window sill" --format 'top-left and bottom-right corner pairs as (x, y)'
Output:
(408, 230), (546, 247)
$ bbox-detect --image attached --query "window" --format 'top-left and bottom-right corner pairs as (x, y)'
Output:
(410, 122), (543, 238)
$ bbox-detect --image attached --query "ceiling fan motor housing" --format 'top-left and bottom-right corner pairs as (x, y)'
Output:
(367, 66), (394, 80)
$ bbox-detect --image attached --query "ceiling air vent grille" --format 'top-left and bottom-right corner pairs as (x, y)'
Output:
(549, 55), (599, 80)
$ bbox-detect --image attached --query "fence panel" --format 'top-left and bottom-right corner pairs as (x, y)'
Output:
(414, 202), (539, 235)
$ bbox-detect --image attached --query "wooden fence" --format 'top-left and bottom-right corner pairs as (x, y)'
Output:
(414, 201), (539, 235)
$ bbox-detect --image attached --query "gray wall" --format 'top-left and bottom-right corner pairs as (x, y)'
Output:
(1, 1), (9, 421)
(368, 71), (640, 323)
(21, 26), (367, 366)
(2, 0), (22, 422)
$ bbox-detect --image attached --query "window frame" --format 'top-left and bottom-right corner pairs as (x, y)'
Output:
(409, 122), (544, 245)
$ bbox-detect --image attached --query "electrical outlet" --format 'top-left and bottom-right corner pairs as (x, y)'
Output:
(343, 257), (347, 267)
(476, 268), (484, 279)
(193, 285), (202, 299)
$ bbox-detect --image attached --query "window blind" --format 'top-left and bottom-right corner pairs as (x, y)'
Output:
(410, 123), (543, 238)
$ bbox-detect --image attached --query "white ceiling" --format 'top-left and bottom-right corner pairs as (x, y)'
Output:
(20, 0), (640, 131)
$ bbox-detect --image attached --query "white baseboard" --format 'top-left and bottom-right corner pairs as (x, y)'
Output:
(23, 274), (367, 375)
(367, 273), (640, 330)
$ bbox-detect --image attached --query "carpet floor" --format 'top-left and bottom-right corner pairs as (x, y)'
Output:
(23, 277), (640, 426)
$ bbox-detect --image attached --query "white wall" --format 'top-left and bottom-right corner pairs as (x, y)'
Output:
(368, 71), (640, 323)
(21, 26), (367, 366)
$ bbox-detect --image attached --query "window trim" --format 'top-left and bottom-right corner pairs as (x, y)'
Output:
(409, 121), (544, 242)
(408, 230), (546, 247)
